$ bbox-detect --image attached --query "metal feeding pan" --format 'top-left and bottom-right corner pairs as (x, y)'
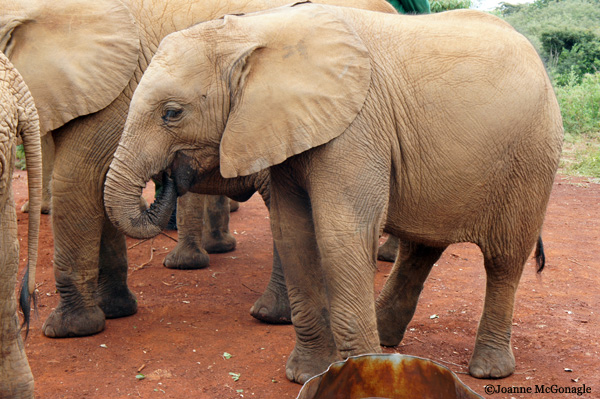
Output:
(297, 354), (483, 399)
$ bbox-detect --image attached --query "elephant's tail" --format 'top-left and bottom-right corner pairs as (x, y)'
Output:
(18, 266), (37, 338)
(534, 236), (545, 274)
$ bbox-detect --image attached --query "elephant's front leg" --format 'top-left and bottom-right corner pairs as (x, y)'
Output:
(310, 192), (383, 361)
(269, 174), (338, 384)
(42, 171), (106, 337)
(41, 121), (125, 337)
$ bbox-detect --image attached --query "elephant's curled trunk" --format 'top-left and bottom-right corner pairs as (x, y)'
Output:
(105, 151), (178, 239)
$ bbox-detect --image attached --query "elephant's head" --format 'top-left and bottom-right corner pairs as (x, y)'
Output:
(104, 4), (372, 239)
(0, 0), (140, 135)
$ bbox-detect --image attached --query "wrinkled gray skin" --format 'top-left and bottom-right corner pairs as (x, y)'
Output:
(104, 5), (563, 384)
(0, 52), (42, 399)
(0, 0), (395, 338)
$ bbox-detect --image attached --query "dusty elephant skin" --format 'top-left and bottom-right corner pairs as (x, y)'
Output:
(0, 0), (396, 338)
(0, 52), (42, 399)
(104, 4), (563, 384)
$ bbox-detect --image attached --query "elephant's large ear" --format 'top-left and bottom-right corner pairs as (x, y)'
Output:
(0, 0), (139, 134)
(219, 5), (371, 178)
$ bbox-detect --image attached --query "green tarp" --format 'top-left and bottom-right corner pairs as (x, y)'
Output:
(387, 0), (431, 14)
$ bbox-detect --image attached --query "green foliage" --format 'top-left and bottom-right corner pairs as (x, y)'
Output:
(430, 0), (472, 12)
(500, 0), (600, 51)
(562, 140), (600, 178)
(554, 72), (600, 135)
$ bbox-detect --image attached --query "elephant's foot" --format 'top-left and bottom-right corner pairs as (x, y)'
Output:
(250, 286), (292, 324)
(164, 241), (210, 269)
(377, 235), (399, 262)
(203, 231), (237, 254)
(469, 343), (515, 379)
(42, 303), (105, 338)
(0, 331), (34, 398)
(96, 286), (138, 319)
(285, 344), (339, 384)
(21, 199), (51, 214)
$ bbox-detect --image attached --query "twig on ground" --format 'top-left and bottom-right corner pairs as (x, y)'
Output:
(567, 258), (586, 267)
(242, 283), (261, 294)
(160, 231), (178, 242)
(134, 246), (155, 271)
(128, 238), (150, 250)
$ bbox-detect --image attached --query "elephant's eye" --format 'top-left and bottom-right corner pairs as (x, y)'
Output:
(162, 108), (184, 124)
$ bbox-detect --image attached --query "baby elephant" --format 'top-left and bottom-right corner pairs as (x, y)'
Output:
(104, 4), (563, 384)
(0, 52), (42, 399)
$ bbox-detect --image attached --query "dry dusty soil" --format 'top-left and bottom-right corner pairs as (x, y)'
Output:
(10, 169), (600, 398)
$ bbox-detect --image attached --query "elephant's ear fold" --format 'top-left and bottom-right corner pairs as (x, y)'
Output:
(0, 0), (139, 134)
(219, 5), (371, 178)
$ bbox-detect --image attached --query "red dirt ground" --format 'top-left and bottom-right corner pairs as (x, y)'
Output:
(11, 169), (599, 399)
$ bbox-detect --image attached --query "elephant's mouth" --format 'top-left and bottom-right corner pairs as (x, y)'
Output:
(151, 151), (201, 198)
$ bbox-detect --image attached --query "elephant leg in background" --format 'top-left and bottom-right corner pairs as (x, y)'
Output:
(96, 218), (138, 319)
(202, 194), (236, 254)
(377, 234), (399, 262)
(164, 192), (211, 269)
(249, 243), (291, 324)
(375, 240), (446, 346)
(20, 133), (53, 214)
(0, 190), (34, 398)
(42, 110), (136, 338)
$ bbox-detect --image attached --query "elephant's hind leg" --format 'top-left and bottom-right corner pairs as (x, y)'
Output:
(96, 219), (138, 318)
(469, 246), (530, 379)
(376, 240), (445, 346)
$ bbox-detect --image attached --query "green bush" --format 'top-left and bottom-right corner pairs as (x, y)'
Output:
(430, 0), (472, 12)
(554, 72), (600, 136)
(500, 0), (600, 51)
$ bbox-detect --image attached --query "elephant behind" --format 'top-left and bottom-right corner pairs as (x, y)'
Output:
(0, 51), (42, 399)
(104, 5), (563, 384)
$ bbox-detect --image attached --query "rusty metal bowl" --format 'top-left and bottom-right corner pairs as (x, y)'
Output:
(297, 354), (483, 399)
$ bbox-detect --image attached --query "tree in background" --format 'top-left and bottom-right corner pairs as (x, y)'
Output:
(429, 0), (472, 11)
